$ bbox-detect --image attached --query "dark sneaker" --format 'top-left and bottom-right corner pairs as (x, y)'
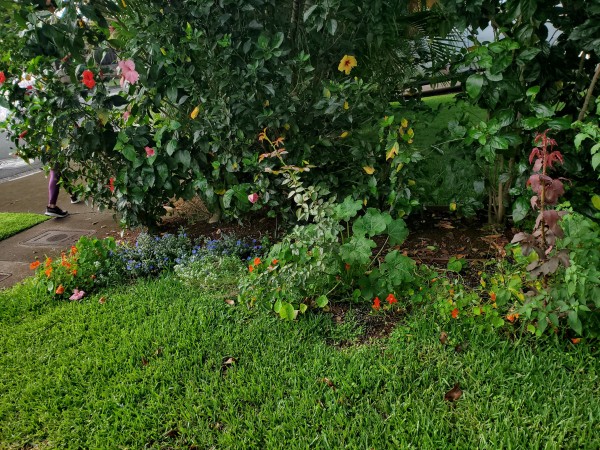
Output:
(45, 206), (69, 218)
(70, 195), (81, 204)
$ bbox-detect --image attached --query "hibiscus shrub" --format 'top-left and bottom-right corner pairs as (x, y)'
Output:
(0, 0), (436, 227)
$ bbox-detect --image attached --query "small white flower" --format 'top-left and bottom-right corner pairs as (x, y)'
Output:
(18, 74), (36, 89)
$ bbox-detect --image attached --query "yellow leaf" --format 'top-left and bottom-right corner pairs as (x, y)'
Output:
(408, 179), (416, 186)
(401, 118), (408, 128)
(343, 101), (349, 110)
(396, 162), (404, 172)
(363, 166), (375, 175)
(340, 131), (349, 139)
(324, 88), (331, 98)
(407, 127), (414, 138)
(480, 278), (486, 288)
(386, 142), (399, 161)
(263, 100), (270, 107)
(160, 47), (167, 56)
(190, 106), (200, 119)
(283, 123), (290, 130)
(592, 194), (600, 210)
(121, 0), (126, 7)
(449, 202), (457, 212)
(215, 189), (226, 195)
(363, 198), (368, 206)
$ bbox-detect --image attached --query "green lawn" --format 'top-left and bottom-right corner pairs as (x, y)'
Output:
(1, 278), (598, 448)
(0, 212), (49, 241)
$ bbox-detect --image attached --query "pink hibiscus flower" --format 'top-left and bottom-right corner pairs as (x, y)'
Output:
(118, 59), (139, 88)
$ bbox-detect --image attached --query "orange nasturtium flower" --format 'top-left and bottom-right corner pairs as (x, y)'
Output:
(571, 338), (581, 344)
(490, 291), (497, 301)
(30, 260), (40, 270)
(248, 265), (254, 273)
(338, 55), (357, 75)
(372, 297), (381, 310)
(45, 267), (53, 278)
(55, 284), (65, 295)
(506, 313), (519, 323)
(386, 293), (398, 305)
(45, 257), (53, 268)
(451, 308), (459, 319)
(271, 259), (279, 265)
(253, 257), (262, 267)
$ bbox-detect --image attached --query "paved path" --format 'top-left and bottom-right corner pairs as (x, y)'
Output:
(0, 171), (123, 289)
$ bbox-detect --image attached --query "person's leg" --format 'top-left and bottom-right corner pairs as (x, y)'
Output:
(48, 168), (60, 207)
(46, 166), (68, 217)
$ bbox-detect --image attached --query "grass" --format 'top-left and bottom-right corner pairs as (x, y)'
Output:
(0, 212), (49, 241)
(1, 277), (599, 448)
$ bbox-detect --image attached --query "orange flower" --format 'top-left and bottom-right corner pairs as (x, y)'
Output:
(338, 55), (357, 75)
(253, 257), (261, 266)
(273, 137), (285, 147)
(571, 338), (581, 344)
(29, 260), (40, 270)
(506, 313), (520, 323)
(344, 263), (351, 271)
(70, 246), (78, 255)
(490, 291), (497, 301)
(71, 269), (77, 276)
(271, 259), (279, 265)
(248, 265), (254, 273)
(45, 257), (53, 268)
(372, 297), (381, 310)
(45, 267), (52, 278)
(451, 308), (459, 319)
(386, 293), (398, 305)
(55, 284), (65, 295)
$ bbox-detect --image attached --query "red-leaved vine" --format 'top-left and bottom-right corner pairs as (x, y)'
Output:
(511, 130), (570, 279)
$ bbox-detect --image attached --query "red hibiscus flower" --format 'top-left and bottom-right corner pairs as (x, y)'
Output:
(82, 70), (95, 89)
(0, 71), (5, 85)
(145, 146), (155, 157)
(108, 177), (115, 193)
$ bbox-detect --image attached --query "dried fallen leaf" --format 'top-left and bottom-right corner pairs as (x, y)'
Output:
(439, 331), (449, 345)
(141, 357), (149, 366)
(321, 377), (337, 391)
(444, 383), (463, 402)
(155, 347), (163, 356)
(224, 299), (235, 306)
(222, 356), (237, 366)
(454, 342), (469, 353)
(98, 296), (106, 304)
(437, 220), (455, 229)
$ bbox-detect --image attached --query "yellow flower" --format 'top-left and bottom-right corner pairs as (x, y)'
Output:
(340, 131), (349, 139)
(400, 118), (408, 128)
(190, 106), (200, 119)
(338, 55), (357, 75)
(343, 101), (349, 110)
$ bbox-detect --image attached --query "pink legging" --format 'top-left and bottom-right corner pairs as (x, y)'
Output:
(48, 169), (60, 206)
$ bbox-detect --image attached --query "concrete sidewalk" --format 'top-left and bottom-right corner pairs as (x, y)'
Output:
(0, 171), (123, 289)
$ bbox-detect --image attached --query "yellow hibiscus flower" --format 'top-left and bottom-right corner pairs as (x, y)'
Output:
(338, 55), (357, 75)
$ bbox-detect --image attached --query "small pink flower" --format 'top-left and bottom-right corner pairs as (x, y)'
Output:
(145, 146), (155, 157)
(69, 289), (86, 301)
(118, 59), (139, 88)
(123, 111), (130, 121)
(248, 193), (259, 204)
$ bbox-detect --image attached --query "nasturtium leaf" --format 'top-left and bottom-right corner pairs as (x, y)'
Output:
(316, 295), (328, 308)
(333, 196), (362, 222)
(340, 236), (376, 265)
(299, 303), (308, 314)
(353, 209), (387, 237)
(386, 218), (408, 245)
(273, 298), (282, 314)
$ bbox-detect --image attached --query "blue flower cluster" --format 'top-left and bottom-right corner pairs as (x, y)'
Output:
(110, 231), (268, 280)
